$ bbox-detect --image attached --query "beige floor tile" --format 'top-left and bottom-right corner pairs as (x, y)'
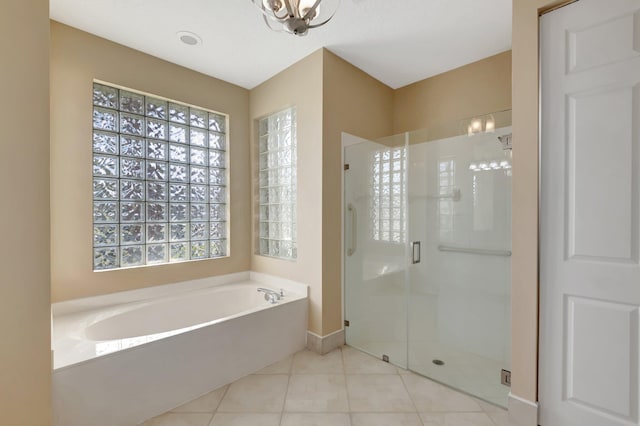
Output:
(476, 398), (507, 413)
(141, 412), (213, 426)
(346, 374), (415, 412)
(255, 355), (293, 374)
(342, 346), (398, 374)
(171, 385), (228, 413)
(216, 374), (288, 413)
(402, 374), (482, 412)
(281, 413), (352, 426)
(208, 413), (280, 426)
(419, 412), (496, 426)
(145, 347), (512, 425)
(292, 348), (344, 374)
(351, 413), (423, 426)
(285, 374), (349, 412)
(487, 411), (518, 426)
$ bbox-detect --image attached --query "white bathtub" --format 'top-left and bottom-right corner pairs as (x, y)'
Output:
(52, 272), (308, 426)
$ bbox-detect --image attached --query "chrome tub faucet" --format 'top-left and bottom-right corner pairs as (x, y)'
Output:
(257, 287), (281, 304)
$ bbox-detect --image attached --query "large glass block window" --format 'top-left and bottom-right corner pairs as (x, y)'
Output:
(370, 147), (406, 243)
(257, 108), (297, 260)
(92, 82), (228, 270)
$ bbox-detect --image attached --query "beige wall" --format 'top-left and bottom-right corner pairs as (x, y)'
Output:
(512, 0), (571, 404)
(0, 1), (52, 424)
(394, 50), (512, 134)
(249, 50), (325, 334)
(249, 49), (393, 335)
(50, 22), (251, 302)
(322, 50), (394, 334)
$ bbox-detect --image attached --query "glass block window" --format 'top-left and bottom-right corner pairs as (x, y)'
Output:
(92, 82), (228, 270)
(370, 147), (406, 243)
(439, 158), (456, 240)
(257, 107), (297, 260)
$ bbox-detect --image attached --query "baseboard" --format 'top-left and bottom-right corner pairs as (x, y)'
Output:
(306, 329), (345, 355)
(508, 393), (539, 426)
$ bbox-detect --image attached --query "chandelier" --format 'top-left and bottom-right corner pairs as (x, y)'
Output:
(250, 0), (341, 36)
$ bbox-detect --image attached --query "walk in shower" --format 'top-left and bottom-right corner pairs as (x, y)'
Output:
(343, 111), (512, 407)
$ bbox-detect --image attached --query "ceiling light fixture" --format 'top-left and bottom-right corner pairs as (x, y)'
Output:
(250, 0), (340, 36)
(465, 114), (496, 137)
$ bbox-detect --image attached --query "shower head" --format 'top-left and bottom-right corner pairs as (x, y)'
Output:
(498, 133), (512, 151)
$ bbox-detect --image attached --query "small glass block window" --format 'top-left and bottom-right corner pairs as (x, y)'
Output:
(370, 147), (406, 243)
(439, 158), (456, 240)
(92, 82), (228, 270)
(257, 107), (297, 260)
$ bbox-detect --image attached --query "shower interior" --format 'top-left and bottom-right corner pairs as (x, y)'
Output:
(343, 112), (512, 407)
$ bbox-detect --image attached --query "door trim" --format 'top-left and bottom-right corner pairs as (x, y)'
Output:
(539, 0), (578, 16)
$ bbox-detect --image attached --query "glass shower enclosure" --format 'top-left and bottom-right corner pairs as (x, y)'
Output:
(343, 112), (512, 407)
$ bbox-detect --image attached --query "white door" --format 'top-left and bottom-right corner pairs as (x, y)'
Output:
(540, 1), (640, 425)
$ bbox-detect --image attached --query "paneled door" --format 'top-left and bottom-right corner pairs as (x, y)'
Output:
(540, 1), (640, 425)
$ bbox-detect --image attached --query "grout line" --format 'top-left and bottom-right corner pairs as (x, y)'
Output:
(209, 383), (231, 419)
(279, 352), (292, 426)
(398, 369), (424, 424)
(340, 347), (352, 414)
(205, 411), (215, 426)
(487, 412), (499, 426)
(279, 367), (292, 426)
(287, 353), (294, 375)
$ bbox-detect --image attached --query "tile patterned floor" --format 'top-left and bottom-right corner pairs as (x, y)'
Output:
(142, 346), (516, 426)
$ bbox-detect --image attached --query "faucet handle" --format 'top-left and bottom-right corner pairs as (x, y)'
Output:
(280, 288), (284, 297)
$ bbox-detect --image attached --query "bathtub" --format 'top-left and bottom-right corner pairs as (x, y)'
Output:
(52, 272), (308, 426)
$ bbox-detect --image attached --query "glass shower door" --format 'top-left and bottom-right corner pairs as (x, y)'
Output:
(406, 127), (512, 407)
(343, 133), (408, 367)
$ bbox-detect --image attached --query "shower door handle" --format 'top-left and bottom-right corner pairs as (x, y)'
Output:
(411, 241), (421, 264)
(347, 203), (357, 256)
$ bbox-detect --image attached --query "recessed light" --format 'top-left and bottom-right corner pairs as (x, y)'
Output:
(177, 31), (202, 46)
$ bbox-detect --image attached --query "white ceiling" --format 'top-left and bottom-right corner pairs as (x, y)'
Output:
(49, 0), (512, 90)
